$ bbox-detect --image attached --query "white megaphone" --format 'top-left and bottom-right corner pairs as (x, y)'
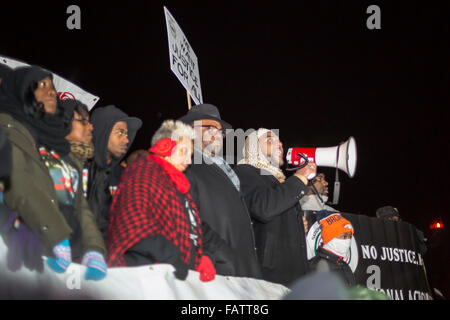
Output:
(285, 136), (357, 178)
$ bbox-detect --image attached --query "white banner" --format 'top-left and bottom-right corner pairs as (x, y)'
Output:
(0, 236), (289, 300)
(164, 7), (203, 105)
(0, 55), (100, 111)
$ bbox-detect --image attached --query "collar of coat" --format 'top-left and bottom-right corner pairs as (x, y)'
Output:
(149, 155), (190, 194)
(317, 246), (347, 265)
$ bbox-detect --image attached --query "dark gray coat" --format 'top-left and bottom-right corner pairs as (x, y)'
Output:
(234, 164), (310, 286)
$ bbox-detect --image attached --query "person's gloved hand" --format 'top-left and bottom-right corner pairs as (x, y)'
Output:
(1, 211), (44, 273)
(196, 255), (216, 282)
(172, 259), (189, 280)
(81, 251), (107, 281)
(46, 238), (71, 273)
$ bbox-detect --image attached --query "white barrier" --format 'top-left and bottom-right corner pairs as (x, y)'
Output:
(0, 237), (289, 300)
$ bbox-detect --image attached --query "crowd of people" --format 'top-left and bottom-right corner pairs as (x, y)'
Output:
(0, 63), (410, 299)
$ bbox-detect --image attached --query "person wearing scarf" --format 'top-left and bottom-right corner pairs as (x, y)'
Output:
(234, 128), (317, 286)
(0, 66), (106, 280)
(308, 210), (356, 287)
(106, 120), (216, 282)
(63, 98), (107, 280)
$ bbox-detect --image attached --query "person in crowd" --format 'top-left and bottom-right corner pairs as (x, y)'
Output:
(234, 128), (316, 286)
(308, 210), (356, 287)
(300, 172), (337, 233)
(0, 66), (106, 280)
(120, 149), (149, 168)
(62, 98), (107, 279)
(62, 99), (94, 197)
(179, 104), (262, 279)
(284, 271), (350, 300)
(376, 205), (427, 256)
(376, 205), (401, 222)
(106, 120), (216, 282)
(86, 105), (142, 239)
(300, 173), (336, 212)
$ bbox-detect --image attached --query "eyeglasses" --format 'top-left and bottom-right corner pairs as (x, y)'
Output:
(195, 125), (226, 138)
(73, 118), (91, 126)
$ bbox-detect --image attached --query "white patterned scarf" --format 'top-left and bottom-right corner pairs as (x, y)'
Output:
(237, 129), (286, 183)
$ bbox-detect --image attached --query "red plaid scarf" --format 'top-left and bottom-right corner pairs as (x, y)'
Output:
(106, 154), (203, 267)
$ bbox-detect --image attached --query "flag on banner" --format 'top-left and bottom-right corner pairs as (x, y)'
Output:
(164, 7), (203, 105)
(0, 55), (100, 111)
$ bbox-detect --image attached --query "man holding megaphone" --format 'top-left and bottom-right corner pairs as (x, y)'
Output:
(235, 128), (317, 286)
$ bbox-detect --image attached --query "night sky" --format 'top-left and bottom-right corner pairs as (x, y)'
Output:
(1, 1), (449, 293)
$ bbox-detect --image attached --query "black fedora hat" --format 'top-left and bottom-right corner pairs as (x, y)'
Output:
(178, 103), (232, 129)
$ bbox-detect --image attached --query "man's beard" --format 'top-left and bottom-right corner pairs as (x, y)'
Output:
(264, 152), (283, 168)
(202, 140), (223, 157)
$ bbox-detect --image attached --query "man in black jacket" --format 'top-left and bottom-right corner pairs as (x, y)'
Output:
(86, 105), (142, 239)
(235, 128), (316, 286)
(179, 104), (262, 279)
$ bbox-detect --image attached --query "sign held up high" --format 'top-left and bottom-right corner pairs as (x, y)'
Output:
(164, 7), (203, 106)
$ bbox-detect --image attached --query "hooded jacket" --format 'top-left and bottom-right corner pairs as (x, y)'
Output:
(86, 105), (142, 239)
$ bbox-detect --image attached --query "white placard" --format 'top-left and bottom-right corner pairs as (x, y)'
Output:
(164, 7), (203, 105)
(0, 55), (100, 111)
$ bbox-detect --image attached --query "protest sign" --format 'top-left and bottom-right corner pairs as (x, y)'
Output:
(164, 7), (203, 106)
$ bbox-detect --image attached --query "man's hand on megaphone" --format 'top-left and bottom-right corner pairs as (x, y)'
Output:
(294, 162), (317, 185)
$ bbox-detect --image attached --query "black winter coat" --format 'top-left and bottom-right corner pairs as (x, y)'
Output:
(234, 164), (310, 286)
(185, 154), (262, 279)
(308, 247), (356, 287)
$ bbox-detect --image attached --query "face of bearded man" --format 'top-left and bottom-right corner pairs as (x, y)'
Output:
(193, 119), (224, 157)
(258, 131), (284, 167)
(313, 173), (329, 196)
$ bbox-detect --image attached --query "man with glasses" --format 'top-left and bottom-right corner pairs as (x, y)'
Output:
(179, 104), (262, 279)
(86, 105), (142, 239)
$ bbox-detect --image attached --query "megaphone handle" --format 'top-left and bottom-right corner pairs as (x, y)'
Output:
(286, 153), (309, 171)
(332, 168), (340, 205)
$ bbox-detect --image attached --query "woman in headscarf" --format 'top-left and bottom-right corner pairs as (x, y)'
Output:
(106, 120), (216, 282)
(234, 128), (316, 286)
(0, 66), (106, 280)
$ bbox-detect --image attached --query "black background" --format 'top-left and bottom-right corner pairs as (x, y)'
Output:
(1, 1), (448, 298)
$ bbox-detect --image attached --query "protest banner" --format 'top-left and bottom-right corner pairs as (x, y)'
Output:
(304, 212), (433, 300)
(164, 7), (203, 107)
(0, 55), (99, 111)
(0, 236), (288, 300)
